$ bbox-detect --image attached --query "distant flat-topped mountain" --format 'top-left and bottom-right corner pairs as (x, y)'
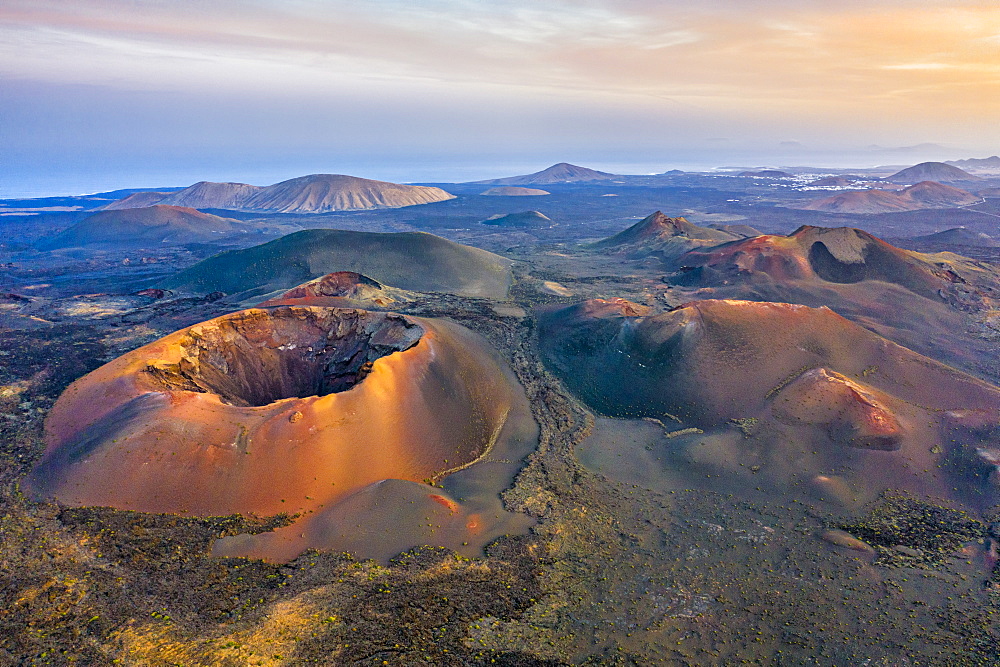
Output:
(162, 229), (513, 299)
(473, 162), (618, 185)
(40, 205), (250, 249)
(797, 181), (979, 214)
(98, 174), (454, 213)
(479, 186), (551, 196)
(241, 174), (454, 213)
(887, 161), (980, 184)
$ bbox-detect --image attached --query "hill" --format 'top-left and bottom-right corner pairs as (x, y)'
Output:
(887, 162), (979, 184)
(591, 211), (744, 259)
(39, 205), (250, 248)
(158, 181), (264, 209)
(664, 225), (1000, 379)
(98, 191), (171, 210)
(473, 162), (618, 185)
(539, 298), (1000, 506)
(912, 228), (1000, 247)
(482, 211), (553, 228)
(479, 186), (551, 196)
(162, 229), (513, 299)
(797, 181), (979, 213)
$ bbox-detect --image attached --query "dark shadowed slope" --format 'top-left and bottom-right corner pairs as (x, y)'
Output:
(162, 229), (513, 299)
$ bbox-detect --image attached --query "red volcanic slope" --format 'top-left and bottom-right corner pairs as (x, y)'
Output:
(674, 225), (973, 297)
(25, 307), (526, 520)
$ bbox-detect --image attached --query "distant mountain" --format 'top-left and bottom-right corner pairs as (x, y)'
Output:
(912, 228), (1000, 247)
(98, 174), (454, 213)
(158, 181), (264, 209)
(40, 205), (249, 248)
(99, 191), (172, 210)
(946, 156), (1000, 173)
(902, 181), (980, 207)
(239, 174), (454, 213)
(98, 182), (264, 211)
(163, 229), (513, 299)
(798, 190), (913, 214)
(479, 186), (551, 196)
(887, 162), (979, 184)
(482, 211), (552, 228)
(797, 181), (979, 214)
(473, 162), (618, 185)
(591, 211), (744, 260)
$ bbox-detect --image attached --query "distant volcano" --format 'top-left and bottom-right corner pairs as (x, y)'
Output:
(473, 162), (618, 185)
(887, 162), (980, 184)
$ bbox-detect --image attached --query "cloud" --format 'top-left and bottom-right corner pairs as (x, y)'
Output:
(1, 0), (999, 183)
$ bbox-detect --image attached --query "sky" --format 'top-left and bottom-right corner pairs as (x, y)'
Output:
(1, 0), (999, 196)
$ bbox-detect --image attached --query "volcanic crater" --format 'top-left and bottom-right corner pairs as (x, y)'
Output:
(145, 307), (421, 407)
